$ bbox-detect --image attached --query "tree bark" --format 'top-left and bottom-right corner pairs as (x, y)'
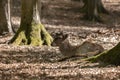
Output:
(10, 0), (53, 46)
(0, 0), (8, 34)
(0, 0), (13, 35)
(86, 42), (120, 65)
(6, 0), (13, 34)
(83, 0), (108, 22)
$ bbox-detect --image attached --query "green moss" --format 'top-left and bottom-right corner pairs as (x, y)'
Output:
(86, 43), (120, 65)
(11, 31), (27, 45)
(29, 22), (43, 46)
(10, 22), (53, 46)
(40, 24), (53, 46)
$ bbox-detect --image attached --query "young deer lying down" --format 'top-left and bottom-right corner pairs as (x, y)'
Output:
(59, 39), (104, 61)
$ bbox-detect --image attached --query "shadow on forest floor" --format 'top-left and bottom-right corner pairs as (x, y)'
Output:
(41, 0), (120, 28)
(0, 1), (120, 79)
(11, 0), (120, 29)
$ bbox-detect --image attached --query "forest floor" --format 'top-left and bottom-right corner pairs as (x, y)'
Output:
(0, 0), (120, 80)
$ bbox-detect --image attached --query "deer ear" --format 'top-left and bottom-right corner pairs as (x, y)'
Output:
(62, 35), (69, 42)
(64, 34), (69, 39)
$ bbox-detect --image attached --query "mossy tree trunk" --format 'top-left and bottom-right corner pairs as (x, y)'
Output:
(0, 0), (13, 35)
(10, 0), (53, 46)
(82, 0), (108, 22)
(86, 42), (120, 65)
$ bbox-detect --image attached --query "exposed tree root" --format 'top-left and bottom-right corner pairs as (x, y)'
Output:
(10, 23), (53, 46)
(83, 14), (103, 22)
(85, 43), (120, 65)
(82, 0), (109, 22)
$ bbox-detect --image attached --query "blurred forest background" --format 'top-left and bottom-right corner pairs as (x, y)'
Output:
(9, 0), (120, 49)
(0, 0), (120, 80)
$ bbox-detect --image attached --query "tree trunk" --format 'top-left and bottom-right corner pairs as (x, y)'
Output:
(6, 0), (13, 34)
(80, 0), (87, 12)
(0, 0), (8, 34)
(10, 0), (53, 46)
(0, 0), (13, 35)
(83, 0), (108, 22)
(86, 42), (120, 65)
